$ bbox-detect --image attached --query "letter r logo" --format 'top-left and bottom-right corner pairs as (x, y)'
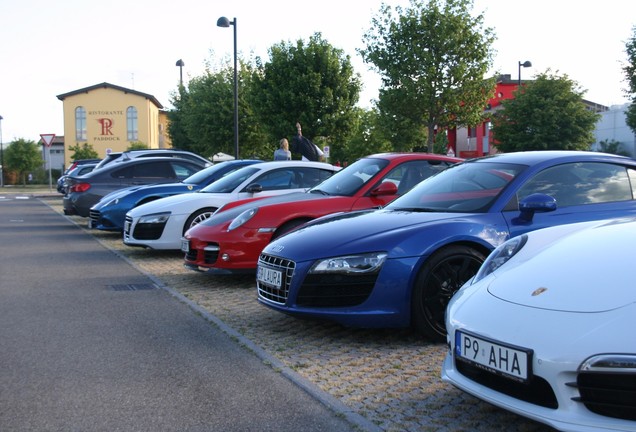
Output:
(98, 118), (114, 135)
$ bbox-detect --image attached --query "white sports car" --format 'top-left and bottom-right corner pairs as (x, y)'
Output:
(123, 161), (339, 250)
(442, 218), (636, 432)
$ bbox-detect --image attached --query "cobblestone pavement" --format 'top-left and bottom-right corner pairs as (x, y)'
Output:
(45, 197), (554, 432)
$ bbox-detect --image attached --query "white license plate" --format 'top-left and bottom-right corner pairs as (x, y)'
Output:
(257, 266), (282, 289)
(455, 330), (532, 382)
(87, 219), (93, 229)
(124, 221), (131, 233)
(181, 239), (190, 253)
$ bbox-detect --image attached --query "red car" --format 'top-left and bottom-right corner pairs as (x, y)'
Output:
(182, 153), (462, 274)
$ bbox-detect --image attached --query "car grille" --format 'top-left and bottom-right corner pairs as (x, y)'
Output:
(184, 243), (219, 264)
(124, 215), (166, 241)
(89, 209), (101, 226)
(573, 371), (636, 420)
(203, 243), (220, 264)
(184, 247), (197, 262)
(257, 253), (295, 304)
(296, 273), (377, 307)
(455, 358), (558, 409)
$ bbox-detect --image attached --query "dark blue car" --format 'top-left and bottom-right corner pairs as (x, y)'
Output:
(89, 159), (262, 231)
(256, 151), (636, 341)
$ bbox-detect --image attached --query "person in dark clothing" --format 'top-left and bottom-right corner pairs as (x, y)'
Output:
(290, 122), (323, 161)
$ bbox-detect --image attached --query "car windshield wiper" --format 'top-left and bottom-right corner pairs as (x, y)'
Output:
(389, 207), (439, 212)
(309, 189), (331, 196)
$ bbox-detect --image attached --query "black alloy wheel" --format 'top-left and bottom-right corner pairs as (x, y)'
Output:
(411, 245), (486, 342)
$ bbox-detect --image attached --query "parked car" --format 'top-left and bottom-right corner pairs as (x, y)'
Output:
(93, 149), (211, 171)
(64, 158), (102, 175)
(182, 153), (462, 274)
(124, 161), (341, 250)
(88, 160), (262, 231)
(256, 151), (636, 341)
(442, 218), (636, 431)
(63, 157), (206, 217)
(57, 162), (99, 194)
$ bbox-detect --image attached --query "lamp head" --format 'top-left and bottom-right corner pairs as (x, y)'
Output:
(175, 59), (184, 67)
(519, 60), (532, 68)
(217, 16), (231, 27)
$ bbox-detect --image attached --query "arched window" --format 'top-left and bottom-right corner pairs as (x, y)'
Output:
(75, 106), (87, 141)
(127, 106), (138, 141)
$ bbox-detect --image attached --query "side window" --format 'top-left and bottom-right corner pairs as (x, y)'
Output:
(75, 107), (87, 141)
(132, 161), (173, 178)
(127, 106), (138, 141)
(385, 160), (450, 195)
(291, 168), (334, 188)
(517, 162), (634, 207)
(111, 166), (133, 179)
(171, 162), (200, 179)
(251, 169), (294, 191)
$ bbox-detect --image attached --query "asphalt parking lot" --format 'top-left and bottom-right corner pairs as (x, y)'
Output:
(43, 194), (554, 432)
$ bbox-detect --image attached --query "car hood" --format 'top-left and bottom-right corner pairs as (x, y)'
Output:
(263, 208), (505, 260)
(487, 219), (636, 313)
(199, 192), (314, 227)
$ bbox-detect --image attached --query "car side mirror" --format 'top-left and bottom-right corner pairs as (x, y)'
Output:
(517, 193), (557, 222)
(245, 183), (263, 193)
(370, 181), (398, 196)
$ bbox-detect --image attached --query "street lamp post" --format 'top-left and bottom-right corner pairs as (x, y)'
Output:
(175, 59), (185, 87)
(217, 16), (239, 160)
(518, 60), (532, 86)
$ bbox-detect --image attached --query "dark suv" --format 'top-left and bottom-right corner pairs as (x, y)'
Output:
(93, 149), (211, 171)
(63, 157), (206, 217)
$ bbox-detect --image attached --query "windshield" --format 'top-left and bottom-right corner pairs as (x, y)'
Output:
(200, 166), (260, 193)
(387, 161), (526, 213)
(183, 163), (229, 185)
(309, 157), (389, 196)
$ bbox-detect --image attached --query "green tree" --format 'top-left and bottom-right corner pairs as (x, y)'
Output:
(623, 26), (636, 132)
(169, 61), (270, 160)
(127, 141), (148, 150)
(250, 33), (362, 157)
(359, 0), (497, 151)
(167, 86), (195, 151)
(332, 107), (392, 164)
(68, 143), (99, 161)
(597, 139), (631, 156)
(492, 71), (600, 152)
(5, 138), (43, 185)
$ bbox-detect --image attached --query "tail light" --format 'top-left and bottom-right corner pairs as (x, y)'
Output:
(70, 183), (91, 193)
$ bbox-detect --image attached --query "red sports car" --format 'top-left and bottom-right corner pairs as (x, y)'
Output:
(182, 153), (462, 274)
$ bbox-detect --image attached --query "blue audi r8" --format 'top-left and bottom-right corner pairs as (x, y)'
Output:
(256, 151), (636, 341)
(89, 159), (262, 231)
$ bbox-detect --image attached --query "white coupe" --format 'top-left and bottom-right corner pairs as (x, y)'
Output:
(123, 161), (339, 250)
(442, 217), (636, 432)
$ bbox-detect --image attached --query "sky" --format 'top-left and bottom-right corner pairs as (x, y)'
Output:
(0, 0), (634, 144)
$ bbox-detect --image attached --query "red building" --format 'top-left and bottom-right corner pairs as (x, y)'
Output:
(446, 74), (608, 158)
(447, 74), (519, 158)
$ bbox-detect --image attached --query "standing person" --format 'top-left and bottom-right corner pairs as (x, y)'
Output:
(291, 122), (323, 161)
(273, 138), (292, 160)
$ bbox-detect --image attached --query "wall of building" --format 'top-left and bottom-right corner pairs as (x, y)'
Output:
(58, 83), (167, 167)
(593, 104), (636, 156)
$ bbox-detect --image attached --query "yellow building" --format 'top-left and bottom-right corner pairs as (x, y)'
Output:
(57, 82), (172, 167)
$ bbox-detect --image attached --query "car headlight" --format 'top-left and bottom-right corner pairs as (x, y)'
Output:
(472, 234), (527, 284)
(309, 252), (388, 275)
(228, 208), (258, 231)
(138, 212), (170, 224)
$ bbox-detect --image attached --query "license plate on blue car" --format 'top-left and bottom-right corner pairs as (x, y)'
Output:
(257, 266), (282, 289)
(455, 330), (532, 382)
